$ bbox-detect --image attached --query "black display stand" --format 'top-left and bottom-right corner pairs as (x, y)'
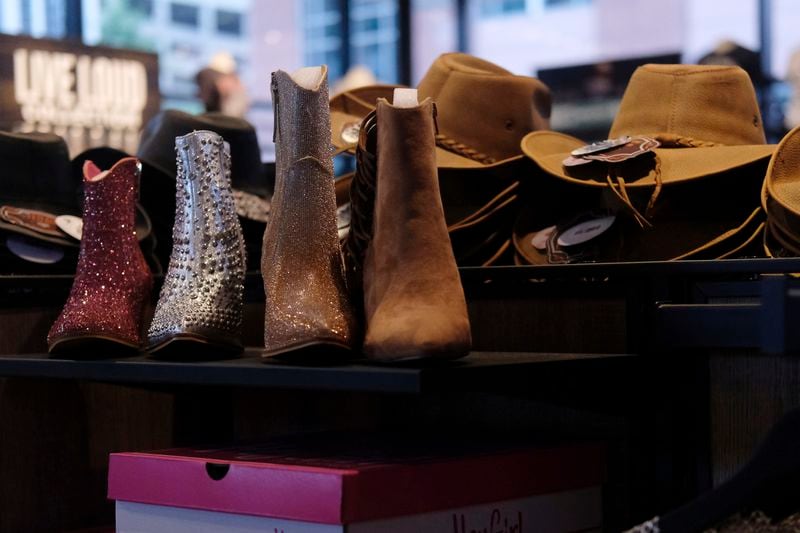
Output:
(2, 259), (800, 531)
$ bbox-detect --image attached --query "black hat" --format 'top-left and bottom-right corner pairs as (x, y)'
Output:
(138, 110), (271, 199)
(137, 110), (272, 270)
(0, 133), (152, 248)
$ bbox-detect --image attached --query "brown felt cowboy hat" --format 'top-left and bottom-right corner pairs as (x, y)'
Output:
(761, 125), (800, 257)
(331, 52), (552, 170)
(522, 64), (774, 190)
(514, 64), (775, 265)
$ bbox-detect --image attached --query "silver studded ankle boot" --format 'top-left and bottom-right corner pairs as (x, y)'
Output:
(147, 130), (246, 354)
(261, 66), (357, 358)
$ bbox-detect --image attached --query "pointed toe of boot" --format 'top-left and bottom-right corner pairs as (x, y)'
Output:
(363, 307), (471, 362)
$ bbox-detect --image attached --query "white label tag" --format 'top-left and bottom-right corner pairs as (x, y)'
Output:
(393, 88), (419, 108)
(557, 215), (615, 247)
(55, 215), (83, 240)
(530, 225), (556, 251)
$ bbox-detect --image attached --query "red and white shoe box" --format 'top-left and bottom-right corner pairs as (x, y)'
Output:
(109, 433), (605, 532)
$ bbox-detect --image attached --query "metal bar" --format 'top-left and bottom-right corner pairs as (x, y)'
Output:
(655, 303), (761, 349)
(339, 0), (351, 76)
(761, 274), (788, 354)
(456, 0), (468, 52)
(758, 0), (771, 78)
(64, 0), (82, 40)
(458, 258), (800, 283)
(398, 0), (412, 85)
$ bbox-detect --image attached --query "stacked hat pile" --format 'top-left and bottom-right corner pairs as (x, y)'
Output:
(0, 132), (157, 274)
(331, 53), (552, 266)
(515, 64), (775, 264)
(762, 125), (800, 257)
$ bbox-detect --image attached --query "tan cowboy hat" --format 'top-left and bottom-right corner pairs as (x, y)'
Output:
(330, 52), (551, 169)
(762, 125), (800, 257)
(522, 64), (775, 190)
(512, 164), (767, 265)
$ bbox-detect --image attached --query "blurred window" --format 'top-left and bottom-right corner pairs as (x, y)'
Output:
(479, 0), (525, 17)
(128, 0), (154, 16)
(171, 2), (199, 27)
(544, 0), (589, 7)
(216, 9), (242, 36)
(350, 0), (399, 83)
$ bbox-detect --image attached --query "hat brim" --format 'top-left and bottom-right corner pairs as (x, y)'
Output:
(331, 85), (523, 170)
(513, 162), (767, 265)
(522, 131), (775, 188)
(514, 205), (765, 265)
(764, 126), (800, 225)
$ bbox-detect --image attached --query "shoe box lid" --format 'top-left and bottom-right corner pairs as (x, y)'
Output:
(108, 432), (605, 525)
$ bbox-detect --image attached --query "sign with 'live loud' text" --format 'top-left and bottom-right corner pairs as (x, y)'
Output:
(0, 33), (159, 155)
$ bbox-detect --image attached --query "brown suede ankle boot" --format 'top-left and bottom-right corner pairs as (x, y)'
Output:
(361, 97), (471, 361)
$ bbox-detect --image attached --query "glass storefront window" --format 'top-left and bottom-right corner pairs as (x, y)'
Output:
(0, 0), (799, 153)
(350, 0), (399, 83)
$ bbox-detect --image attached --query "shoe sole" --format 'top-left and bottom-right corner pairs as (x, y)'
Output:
(48, 334), (140, 357)
(262, 338), (353, 362)
(147, 333), (243, 359)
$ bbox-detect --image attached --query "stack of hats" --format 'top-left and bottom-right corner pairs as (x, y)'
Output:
(762, 125), (800, 257)
(515, 64), (775, 264)
(0, 132), (156, 274)
(331, 53), (552, 266)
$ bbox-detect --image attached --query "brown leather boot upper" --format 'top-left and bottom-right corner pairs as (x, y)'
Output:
(362, 98), (471, 361)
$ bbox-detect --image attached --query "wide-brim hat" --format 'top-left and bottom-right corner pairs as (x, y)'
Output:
(762, 125), (800, 257)
(138, 109), (272, 204)
(0, 132), (79, 247)
(0, 133), (153, 249)
(330, 53), (552, 170)
(513, 160), (768, 265)
(137, 110), (271, 270)
(522, 64), (774, 189)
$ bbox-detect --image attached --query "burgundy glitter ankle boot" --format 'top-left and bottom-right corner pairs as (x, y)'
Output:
(47, 157), (153, 354)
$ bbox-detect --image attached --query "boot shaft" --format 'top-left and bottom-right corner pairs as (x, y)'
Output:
(271, 67), (333, 174)
(81, 157), (140, 243)
(173, 130), (243, 257)
(373, 98), (447, 255)
(267, 67), (340, 251)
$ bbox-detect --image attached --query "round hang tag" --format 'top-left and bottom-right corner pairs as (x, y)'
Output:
(340, 122), (360, 145)
(55, 215), (83, 241)
(6, 235), (65, 264)
(557, 215), (616, 247)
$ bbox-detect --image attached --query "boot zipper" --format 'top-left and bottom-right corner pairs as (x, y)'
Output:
(271, 75), (279, 143)
(432, 102), (440, 135)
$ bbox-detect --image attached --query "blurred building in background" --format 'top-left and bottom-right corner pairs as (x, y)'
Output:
(2, 0), (800, 153)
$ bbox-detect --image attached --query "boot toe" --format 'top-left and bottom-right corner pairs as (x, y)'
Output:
(363, 307), (471, 361)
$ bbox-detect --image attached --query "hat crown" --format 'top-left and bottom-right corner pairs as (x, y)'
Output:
(138, 109), (265, 194)
(418, 53), (551, 161)
(609, 64), (766, 146)
(0, 131), (75, 210)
